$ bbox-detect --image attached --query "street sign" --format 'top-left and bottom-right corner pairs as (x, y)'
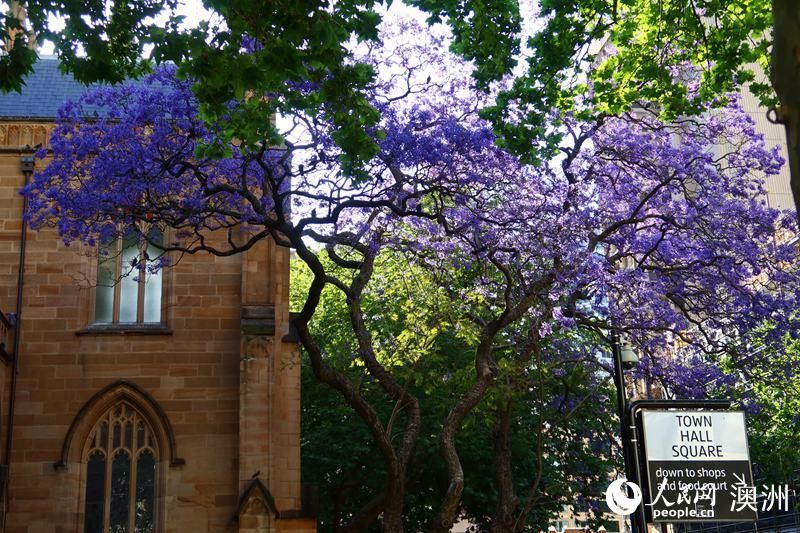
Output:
(641, 410), (756, 523)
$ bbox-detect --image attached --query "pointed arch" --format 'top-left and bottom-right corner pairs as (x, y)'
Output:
(55, 379), (184, 469)
(236, 477), (279, 521)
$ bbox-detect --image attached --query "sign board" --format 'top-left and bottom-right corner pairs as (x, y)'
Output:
(641, 411), (756, 523)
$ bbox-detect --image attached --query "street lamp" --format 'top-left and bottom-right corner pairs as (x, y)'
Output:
(610, 330), (638, 444)
(610, 331), (641, 533)
(619, 343), (638, 368)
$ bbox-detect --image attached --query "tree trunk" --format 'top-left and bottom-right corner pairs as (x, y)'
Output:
(343, 252), (419, 532)
(491, 400), (518, 533)
(431, 335), (496, 533)
(771, 0), (800, 219)
(382, 488), (406, 533)
(431, 285), (550, 532)
(291, 240), (407, 532)
(297, 320), (404, 532)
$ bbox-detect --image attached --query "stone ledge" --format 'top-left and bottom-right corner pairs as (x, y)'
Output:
(75, 323), (173, 336)
(241, 305), (275, 336)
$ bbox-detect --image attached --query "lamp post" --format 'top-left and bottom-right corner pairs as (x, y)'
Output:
(611, 330), (638, 471)
(610, 330), (641, 533)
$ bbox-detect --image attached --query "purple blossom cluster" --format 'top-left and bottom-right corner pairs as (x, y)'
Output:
(22, 18), (800, 403)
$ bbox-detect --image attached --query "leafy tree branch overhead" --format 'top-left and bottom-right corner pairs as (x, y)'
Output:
(21, 18), (800, 531)
(4, 0), (799, 205)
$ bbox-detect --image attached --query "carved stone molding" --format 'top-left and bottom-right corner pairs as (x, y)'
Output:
(54, 379), (185, 469)
(0, 122), (54, 149)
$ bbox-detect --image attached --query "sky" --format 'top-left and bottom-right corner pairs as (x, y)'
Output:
(15, 0), (542, 93)
(36, 0), (215, 56)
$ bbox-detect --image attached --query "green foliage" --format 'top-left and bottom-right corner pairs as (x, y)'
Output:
(483, 0), (776, 163)
(3, 0), (778, 173)
(406, 0), (521, 90)
(10, 0), (174, 87)
(292, 253), (618, 530)
(2, 0), (384, 172)
(293, 252), (477, 530)
(724, 331), (800, 488)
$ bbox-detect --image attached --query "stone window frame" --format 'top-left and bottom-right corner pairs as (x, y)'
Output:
(55, 380), (184, 469)
(82, 400), (159, 533)
(77, 228), (173, 336)
(56, 381), (184, 533)
(93, 228), (166, 325)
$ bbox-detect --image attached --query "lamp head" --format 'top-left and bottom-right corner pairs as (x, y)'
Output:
(620, 343), (639, 369)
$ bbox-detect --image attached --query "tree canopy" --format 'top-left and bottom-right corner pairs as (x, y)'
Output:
(21, 15), (800, 533)
(2, 0), (787, 171)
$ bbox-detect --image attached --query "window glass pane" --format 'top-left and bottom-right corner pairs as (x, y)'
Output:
(119, 239), (140, 323)
(143, 241), (162, 323)
(135, 450), (156, 533)
(110, 450), (131, 533)
(146, 229), (163, 248)
(95, 229), (164, 326)
(100, 422), (108, 451)
(124, 422), (133, 449)
(84, 451), (106, 533)
(95, 254), (115, 323)
(85, 404), (160, 533)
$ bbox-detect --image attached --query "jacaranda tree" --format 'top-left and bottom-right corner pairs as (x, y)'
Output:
(293, 253), (619, 531)
(23, 19), (800, 532)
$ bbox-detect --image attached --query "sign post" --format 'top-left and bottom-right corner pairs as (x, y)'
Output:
(641, 410), (756, 523)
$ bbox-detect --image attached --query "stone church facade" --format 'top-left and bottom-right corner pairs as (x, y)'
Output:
(0, 60), (315, 533)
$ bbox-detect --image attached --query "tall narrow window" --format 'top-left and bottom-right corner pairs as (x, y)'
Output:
(83, 402), (158, 533)
(95, 230), (163, 324)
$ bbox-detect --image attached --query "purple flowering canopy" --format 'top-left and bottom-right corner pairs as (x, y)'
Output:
(23, 18), (800, 532)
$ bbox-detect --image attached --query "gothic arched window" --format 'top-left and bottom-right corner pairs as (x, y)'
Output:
(83, 401), (158, 533)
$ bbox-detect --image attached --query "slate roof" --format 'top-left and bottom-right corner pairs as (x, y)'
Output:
(0, 57), (99, 120)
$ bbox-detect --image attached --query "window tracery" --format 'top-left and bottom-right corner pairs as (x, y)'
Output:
(83, 401), (158, 533)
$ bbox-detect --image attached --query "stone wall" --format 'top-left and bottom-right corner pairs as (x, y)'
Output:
(0, 125), (314, 532)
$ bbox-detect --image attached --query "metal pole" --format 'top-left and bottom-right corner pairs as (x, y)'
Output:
(3, 155), (33, 528)
(611, 330), (628, 445)
(611, 330), (638, 533)
(627, 407), (647, 533)
(6, 156), (32, 467)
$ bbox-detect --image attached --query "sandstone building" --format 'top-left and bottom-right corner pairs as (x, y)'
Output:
(0, 59), (315, 533)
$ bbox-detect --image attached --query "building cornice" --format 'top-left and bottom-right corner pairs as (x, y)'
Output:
(0, 121), (54, 149)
